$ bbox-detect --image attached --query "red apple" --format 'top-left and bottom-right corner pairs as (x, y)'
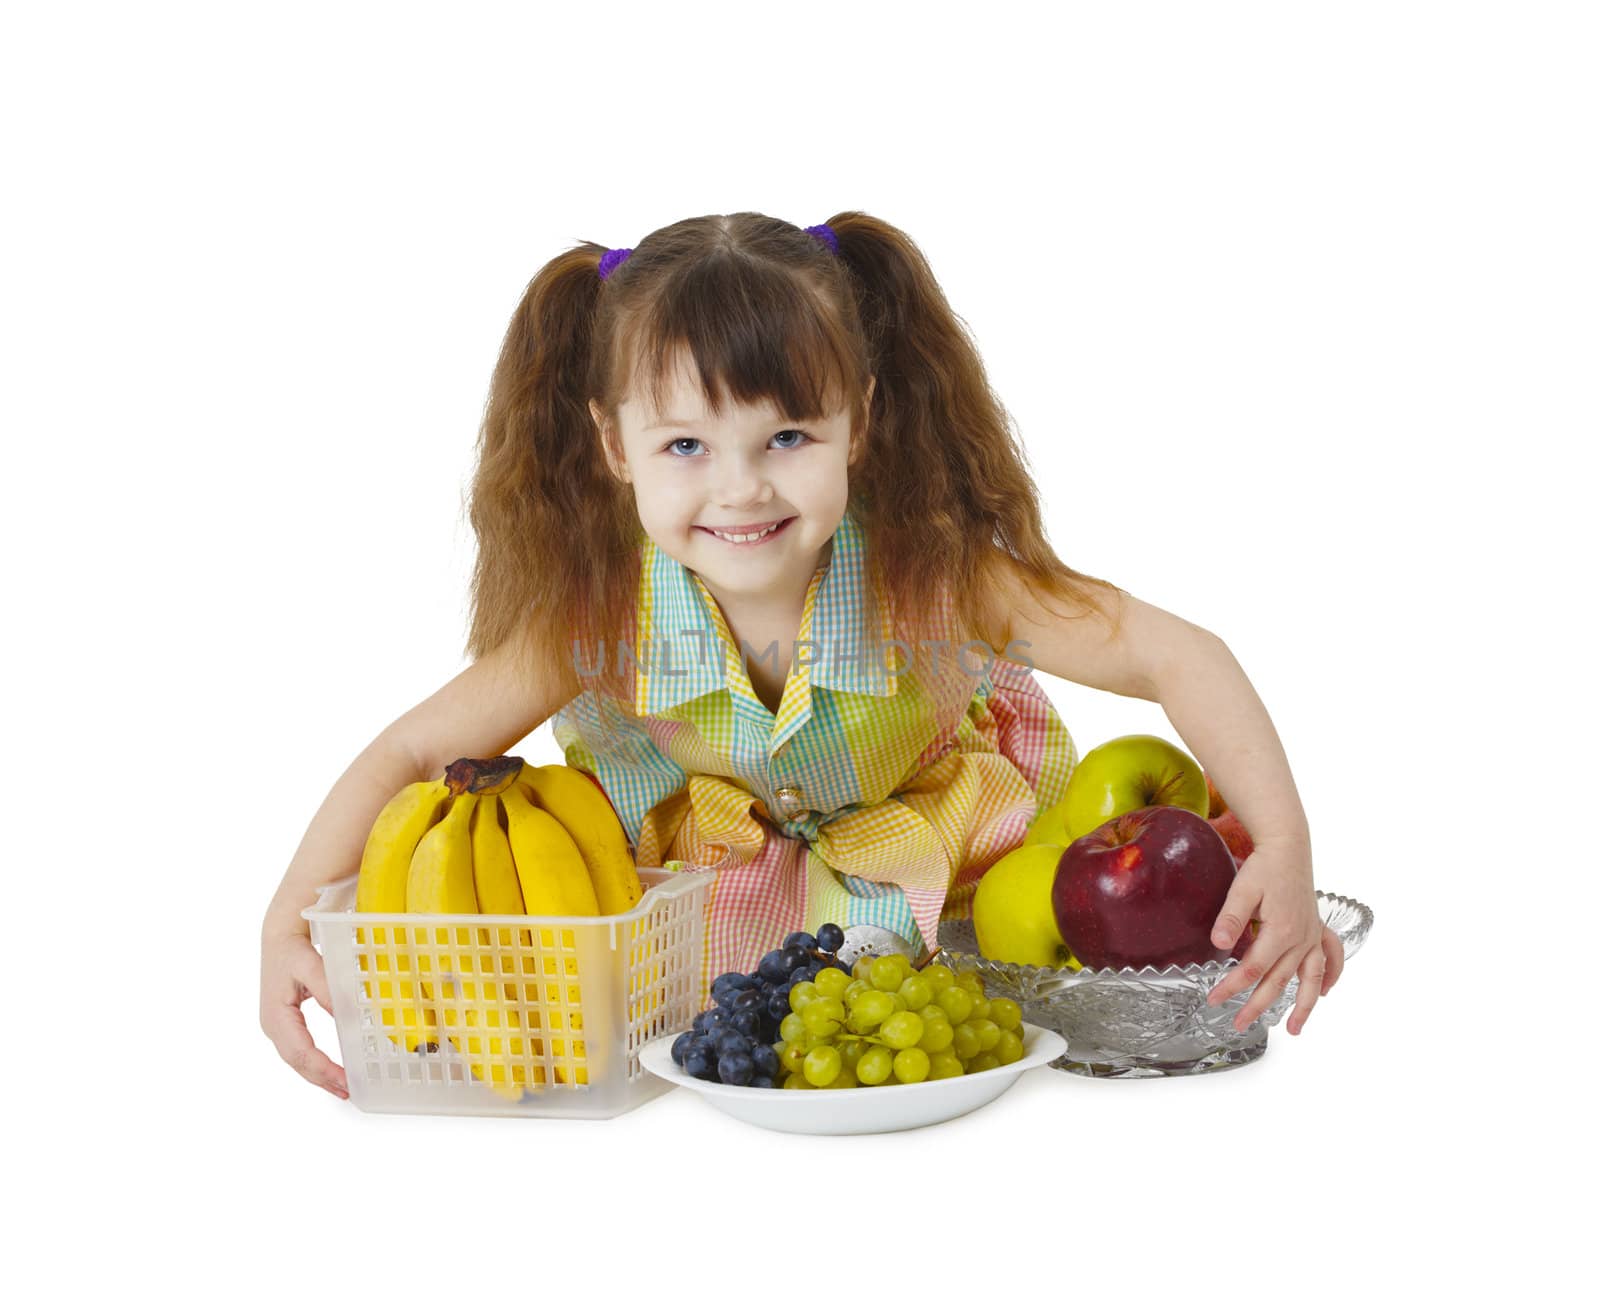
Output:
(1210, 809), (1255, 865)
(1051, 805), (1239, 970)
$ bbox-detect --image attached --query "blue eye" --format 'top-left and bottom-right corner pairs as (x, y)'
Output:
(664, 429), (812, 457)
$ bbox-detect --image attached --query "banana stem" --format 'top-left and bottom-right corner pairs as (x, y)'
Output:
(443, 755), (526, 796)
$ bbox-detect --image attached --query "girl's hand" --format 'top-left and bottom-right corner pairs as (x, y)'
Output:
(1205, 838), (1344, 1036)
(260, 927), (349, 1100)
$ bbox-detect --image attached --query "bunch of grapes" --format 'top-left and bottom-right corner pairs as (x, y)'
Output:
(671, 922), (849, 1087)
(773, 953), (1024, 1089)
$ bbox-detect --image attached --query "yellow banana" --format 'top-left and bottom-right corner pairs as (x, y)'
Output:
(502, 782), (595, 1084)
(518, 763), (642, 914)
(471, 796), (526, 916)
(518, 765), (663, 1029)
(406, 793), (482, 1085)
(355, 777), (449, 1052)
(460, 798), (530, 1099)
(503, 782), (599, 915)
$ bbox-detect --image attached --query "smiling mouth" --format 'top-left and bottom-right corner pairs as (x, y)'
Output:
(696, 517), (795, 544)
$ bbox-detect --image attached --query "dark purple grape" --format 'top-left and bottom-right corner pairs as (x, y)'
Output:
(713, 1029), (752, 1059)
(718, 1052), (755, 1086)
(783, 931), (819, 951)
(671, 1032), (695, 1066)
(683, 1043), (717, 1080)
(751, 1044), (780, 1079)
(816, 923), (845, 953)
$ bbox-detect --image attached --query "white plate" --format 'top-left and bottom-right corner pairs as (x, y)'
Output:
(638, 1021), (1067, 1135)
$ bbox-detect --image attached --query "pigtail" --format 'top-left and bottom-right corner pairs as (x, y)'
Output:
(465, 243), (639, 706)
(825, 212), (1128, 662)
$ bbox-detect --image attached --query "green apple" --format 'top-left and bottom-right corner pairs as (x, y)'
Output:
(1022, 800), (1073, 849)
(1057, 734), (1210, 842)
(973, 844), (1081, 969)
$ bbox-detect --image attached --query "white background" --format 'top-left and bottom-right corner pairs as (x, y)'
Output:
(6, 1), (1592, 1300)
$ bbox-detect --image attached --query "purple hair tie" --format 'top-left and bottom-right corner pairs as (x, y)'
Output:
(805, 223), (839, 254)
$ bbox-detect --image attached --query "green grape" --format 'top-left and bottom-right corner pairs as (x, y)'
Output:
(813, 966), (850, 999)
(789, 980), (819, 1011)
(880, 1010), (925, 1050)
(921, 963), (955, 992)
(783, 1071), (813, 1089)
(779, 1040), (807, 1074)
(971, 1018), (1001, 1051)
(955, 971), (985, 997)
(995, 1029), (1025, 1065)
(852, 957), (875, 982)
(989, 998), (1022, 1031)
(868, 956), (903, 991)
(857, 1046), (894, 1085)
(801, 996), (846, 1036)
(899, 975), (933, 1010)
(928, 1050), (965, 1079)
(892, 1047), (931, 1083)
(970, 997), (992, 1021)
(968, 1051), (1000, 1073)
(779, 1012), (806, 1043)
(936, 986), (974, 1024)
(838, 1038), (865, 1070)
(889, 992), (908, 1012)
(848, 989), (896, 1030)
(951, 1022), (981, 1060)
(917, 1017), (954, 1053)
(803, 1044), (842, 1087)
(825, 1065), (860, 1089)
(844, 979), (869, 1004)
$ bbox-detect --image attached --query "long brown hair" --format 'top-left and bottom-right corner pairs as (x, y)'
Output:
(466, 211), (1125, 707)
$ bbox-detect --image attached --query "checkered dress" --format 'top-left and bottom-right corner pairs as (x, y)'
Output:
(551, 507), (1077, 993)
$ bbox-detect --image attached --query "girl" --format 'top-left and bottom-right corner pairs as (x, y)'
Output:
(260, 211), (1343, 1099)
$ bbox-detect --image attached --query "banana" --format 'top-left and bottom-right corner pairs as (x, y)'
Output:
(461, 798), (530, 1099)
(355, 777), (449, 1052)
(406, 791), (479, 914)
(502, 782), (599, 915)
(518, 765), (664, 1028)
(408, 793), (534, 1100)
(518, 763), (642, 915)
(471, 795), (526, 916)
(501, 781), (595, 1084)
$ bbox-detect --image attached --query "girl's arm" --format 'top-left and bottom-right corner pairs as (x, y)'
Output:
(260, 630), (581, 1095)
(985, 576), (1338, 1034)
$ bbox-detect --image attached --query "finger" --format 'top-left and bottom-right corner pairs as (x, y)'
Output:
(1227, 934), (1301, 1032)
(292, 936), (336, 1016)
(267, 985), (348, 1099)
(1287, 948), (1327, 1035)
(1207, 933), (1271, 1010)
(1319, 926), (1346, 995)
(1209, 881), (1262, 955)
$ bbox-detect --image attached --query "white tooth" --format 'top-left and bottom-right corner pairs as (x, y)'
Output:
(715, 524), (776, 542)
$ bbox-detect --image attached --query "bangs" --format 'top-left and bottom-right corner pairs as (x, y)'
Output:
(618, 256), (861, 425)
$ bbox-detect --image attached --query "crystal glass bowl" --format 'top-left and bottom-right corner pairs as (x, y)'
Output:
(934, 889), (1374, 1078)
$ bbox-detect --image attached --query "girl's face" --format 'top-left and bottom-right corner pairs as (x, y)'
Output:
(596, 353), (871, 604)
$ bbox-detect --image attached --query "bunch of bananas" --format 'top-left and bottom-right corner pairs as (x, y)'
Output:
(354, 755), (644, 1102)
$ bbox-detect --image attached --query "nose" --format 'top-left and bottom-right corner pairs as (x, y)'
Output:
(711, 449), (773, 511)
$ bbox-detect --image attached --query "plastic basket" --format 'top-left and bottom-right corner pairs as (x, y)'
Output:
(304, 867), (709, 1119)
